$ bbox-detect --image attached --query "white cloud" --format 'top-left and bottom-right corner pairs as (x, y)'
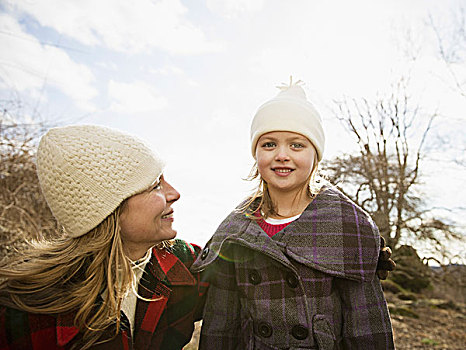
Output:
(8, 0), (223, 54)
(108, 80), (168, 113)
(0, 13), (97, 110)
(149, 64), (184, 76)
(206, 0), (265, 18)
(95, 61), (119, 71)
(147, 64), (200, 87)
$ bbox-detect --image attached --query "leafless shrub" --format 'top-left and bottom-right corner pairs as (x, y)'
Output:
(423, 256), (466, 303)
(0, 99), (59, 261)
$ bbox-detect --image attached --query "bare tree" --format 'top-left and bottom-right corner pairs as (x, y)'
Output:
(322, 79), (460, 251)
(0, 98), (59, 260)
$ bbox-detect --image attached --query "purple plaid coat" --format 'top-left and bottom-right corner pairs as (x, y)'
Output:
(0, 239), (207, 350)
(191, 186), (394, 349)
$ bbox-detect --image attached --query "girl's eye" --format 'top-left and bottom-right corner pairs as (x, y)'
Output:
(291, 143), (304, 149)
(261, 141), (276, 148)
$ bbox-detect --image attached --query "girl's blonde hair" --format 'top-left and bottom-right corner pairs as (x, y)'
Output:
(0, 202), (162, 349)
(239, 156), (322, 219)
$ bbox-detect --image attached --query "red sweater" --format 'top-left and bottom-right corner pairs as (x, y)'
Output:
(255, 212), (297, 237)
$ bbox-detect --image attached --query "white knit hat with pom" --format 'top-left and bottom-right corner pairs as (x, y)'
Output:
(36, 124), (165, 238)
(250, 77), (325, 161)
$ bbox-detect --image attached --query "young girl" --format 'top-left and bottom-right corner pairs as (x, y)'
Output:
(192, 80), (395, 349)
(0, 125), (206, 349)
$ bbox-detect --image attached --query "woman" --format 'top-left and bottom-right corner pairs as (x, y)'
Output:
(0, 125), (206, 349)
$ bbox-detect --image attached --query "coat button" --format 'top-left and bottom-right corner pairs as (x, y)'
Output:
(286, 273), (299, 288)
(248, 269), (262, 285)
(291, 325), (309, 340)
(257, 322), (273, 338)
(201, 247), (209, 260)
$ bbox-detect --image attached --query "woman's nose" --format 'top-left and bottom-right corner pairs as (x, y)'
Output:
(163, 180), (180, 203)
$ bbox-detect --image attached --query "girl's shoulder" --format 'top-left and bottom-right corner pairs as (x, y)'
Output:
(288, 184), (382, 281)
(315, 183), (375, 221)
(190, 209), (252, 272)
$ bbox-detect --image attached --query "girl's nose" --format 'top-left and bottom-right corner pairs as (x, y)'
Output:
(163, 180), (181, 203)
(275, 147), (290, 162)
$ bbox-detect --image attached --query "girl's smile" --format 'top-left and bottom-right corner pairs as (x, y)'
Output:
(272, 166), (294, 176)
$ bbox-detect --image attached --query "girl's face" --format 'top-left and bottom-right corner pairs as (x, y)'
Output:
(256, 131), (316, 196)
(119, 175), (180, 260)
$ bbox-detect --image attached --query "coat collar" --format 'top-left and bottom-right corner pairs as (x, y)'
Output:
(150, 246), (197, 287)
(56, 246), (196, 347)
(192, 185), (380, 282)
(133, 246), (196, 349)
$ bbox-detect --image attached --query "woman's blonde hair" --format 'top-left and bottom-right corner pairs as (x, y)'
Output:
(0, 203), (134, 349)
(239, 155), (322, 219)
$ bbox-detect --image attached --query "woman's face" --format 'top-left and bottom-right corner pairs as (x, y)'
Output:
(255, 131), (316, 197)
(119, 175), (180, 260)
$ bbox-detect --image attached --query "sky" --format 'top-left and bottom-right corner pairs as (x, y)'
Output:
(1, 0), (465, 261)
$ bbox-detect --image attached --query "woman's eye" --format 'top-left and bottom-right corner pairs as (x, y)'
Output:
(151, 183), (162, 191)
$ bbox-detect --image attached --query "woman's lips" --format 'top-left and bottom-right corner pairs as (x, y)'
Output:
(161, 211), (174, 219)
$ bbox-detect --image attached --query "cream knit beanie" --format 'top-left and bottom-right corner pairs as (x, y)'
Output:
(250, 78), (325, 161)
(36, 125), (165, 238)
